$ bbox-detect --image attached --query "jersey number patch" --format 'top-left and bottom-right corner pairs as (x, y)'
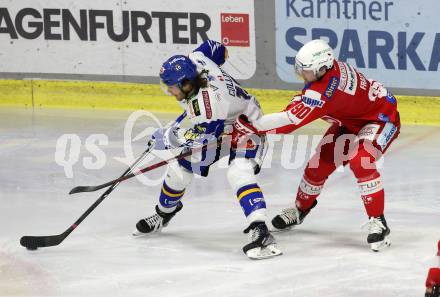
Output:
(288, 101), (312, 122)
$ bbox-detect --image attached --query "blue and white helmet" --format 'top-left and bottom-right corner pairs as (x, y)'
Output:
(159, 55), (197, 89)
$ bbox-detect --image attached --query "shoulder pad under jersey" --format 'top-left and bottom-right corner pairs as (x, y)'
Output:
(189, 51), (219, 75)
(193, 40), (227, 66)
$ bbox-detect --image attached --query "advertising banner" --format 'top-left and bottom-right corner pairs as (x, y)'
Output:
(0, 0), (256, 79)
(276, 0), (440, 90)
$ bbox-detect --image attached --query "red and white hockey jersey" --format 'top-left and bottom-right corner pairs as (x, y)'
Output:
(253, 60), (400, 134)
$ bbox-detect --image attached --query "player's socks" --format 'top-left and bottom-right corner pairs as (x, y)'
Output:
(295, 177), (324, 211)
(358, 176), (384, 218)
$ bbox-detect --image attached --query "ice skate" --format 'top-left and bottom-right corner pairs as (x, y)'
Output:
(132, 202), (183, 237)
(271, 201), (317, 231)
(366, 215), (391, 252)
(243, 221), (282, 260)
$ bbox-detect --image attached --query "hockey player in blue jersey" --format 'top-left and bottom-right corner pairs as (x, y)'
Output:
(133, 40), (281, 260)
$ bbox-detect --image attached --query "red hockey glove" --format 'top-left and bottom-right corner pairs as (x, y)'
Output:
(231, 115), (259, 149)
(426, 268), (440, 297)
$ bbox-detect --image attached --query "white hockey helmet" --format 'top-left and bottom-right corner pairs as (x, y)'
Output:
(294, 39), (335, 77)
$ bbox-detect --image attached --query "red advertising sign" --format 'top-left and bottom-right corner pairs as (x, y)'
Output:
(220, 13), (250, 47)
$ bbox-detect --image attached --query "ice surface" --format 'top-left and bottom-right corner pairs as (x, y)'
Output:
(0, 107), (439, 297)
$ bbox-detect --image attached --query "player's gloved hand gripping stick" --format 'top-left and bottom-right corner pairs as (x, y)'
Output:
(69, 118), (221, 194)
(20, 112), (191, 250)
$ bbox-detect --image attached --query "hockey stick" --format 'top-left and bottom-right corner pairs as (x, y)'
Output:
(20, 112), (187, 250)
(68, 137), (223, 194)
(20, 140), (155, 250)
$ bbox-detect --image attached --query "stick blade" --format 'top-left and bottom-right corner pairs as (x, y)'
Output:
(20, 235), (64, 249)
(69, 186), (97, 195)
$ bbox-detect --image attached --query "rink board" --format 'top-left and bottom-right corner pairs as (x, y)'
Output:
(0, 79), (439, 125)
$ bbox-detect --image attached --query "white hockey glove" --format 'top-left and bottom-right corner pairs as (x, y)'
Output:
(152, 125), (214, 150)
(152, 126), (186, 150)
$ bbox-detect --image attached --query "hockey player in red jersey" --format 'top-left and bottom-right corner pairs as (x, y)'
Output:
(426, 268), (440, 297)
(425, 240), (440, 297)
(233, 39), (400, 251)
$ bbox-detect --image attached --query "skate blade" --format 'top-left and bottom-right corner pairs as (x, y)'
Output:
(370, 236), (391, 252)
(132, 230), (148, 237)
(246, 244), (283, 260)
(131, 229), (162, 238)
(269, 225), (293, 233)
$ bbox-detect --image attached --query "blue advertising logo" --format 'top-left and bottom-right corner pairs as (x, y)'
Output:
(275, 0), (440, 90)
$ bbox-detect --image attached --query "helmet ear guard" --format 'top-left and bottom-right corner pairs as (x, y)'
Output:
(316, 65), (331, 78)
